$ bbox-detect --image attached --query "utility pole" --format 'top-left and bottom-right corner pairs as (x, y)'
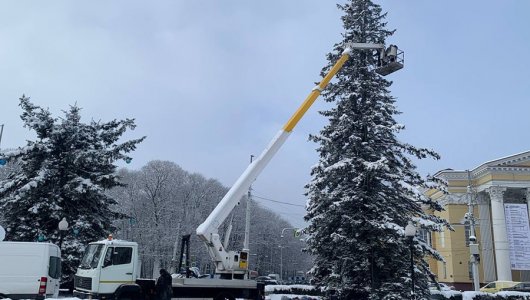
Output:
(467, 170), (481, 291)
(243, 155), (254, 279)
(0, 124), (6, 166)
(0, 124), (4, 148)
(243, 155), (254, 250)
(279, 245), (284, 282)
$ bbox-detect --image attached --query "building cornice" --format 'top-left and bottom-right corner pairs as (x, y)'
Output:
(429, 151), (530, 200)
(434, 151), (530, 186)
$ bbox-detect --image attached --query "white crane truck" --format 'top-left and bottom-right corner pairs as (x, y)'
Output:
(72, 42), (403, 300)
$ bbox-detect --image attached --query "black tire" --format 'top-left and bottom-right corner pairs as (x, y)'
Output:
(214, 292), (235, 300)
(117, 293), (143, 300)
(115, 284), (144, 300)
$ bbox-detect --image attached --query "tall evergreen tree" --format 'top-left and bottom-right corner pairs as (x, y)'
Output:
(304, 1), (448, 299)
(0, 96), (145, 280)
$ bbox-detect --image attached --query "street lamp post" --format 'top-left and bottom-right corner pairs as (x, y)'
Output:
(58, 217), (69, 250)
(405, 221), (417, 300)
(270, 246), (275, 272)
(278, 245), (285, 282)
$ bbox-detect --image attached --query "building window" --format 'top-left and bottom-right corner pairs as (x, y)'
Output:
(468, 262), (473, 280)
(418, 228), (432, 247)
(443, 262), (447, 279)
(440, 230), (445, 248)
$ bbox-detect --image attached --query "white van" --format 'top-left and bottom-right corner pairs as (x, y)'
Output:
(0, 242), (61, 299)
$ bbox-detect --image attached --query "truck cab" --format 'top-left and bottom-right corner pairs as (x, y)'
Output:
(74, 238), (139, 299)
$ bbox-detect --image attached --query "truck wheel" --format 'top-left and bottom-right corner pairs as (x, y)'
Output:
(117, 292), (142, 300)
(115, 284), (143, 300)
(118, 295), (140, 300)
(214, 292), (235, 300)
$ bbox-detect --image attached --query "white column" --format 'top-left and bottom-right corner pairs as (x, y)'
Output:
(523, 189), (530, 282)
(487, 186), (511, 281)
(527, 188), (530, 226)
(477, 193), (496, 282)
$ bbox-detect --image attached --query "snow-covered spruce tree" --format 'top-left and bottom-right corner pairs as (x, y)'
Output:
(304, 1), (448, 299)
(0, 96), (145, 281)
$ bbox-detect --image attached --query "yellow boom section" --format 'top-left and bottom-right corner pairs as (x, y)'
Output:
(282, 52), (351, 132)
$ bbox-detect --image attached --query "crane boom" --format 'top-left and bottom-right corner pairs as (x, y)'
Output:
(196, 42), (401, 277)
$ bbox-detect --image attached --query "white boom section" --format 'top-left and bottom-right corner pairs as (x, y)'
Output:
(196, 130), (290, 272)
(196, 42), (399, 275)
(347, 43), (384, 50)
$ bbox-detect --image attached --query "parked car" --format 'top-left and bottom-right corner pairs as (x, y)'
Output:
(480, 281), (520, 293)
(500, 282), (530, 292)
(255, 276), (278, 286)
(429, 282), (455, 291)
(267, 273), (280, 281)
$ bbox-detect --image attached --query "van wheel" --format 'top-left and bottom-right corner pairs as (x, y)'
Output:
(214, 292), (235, 300)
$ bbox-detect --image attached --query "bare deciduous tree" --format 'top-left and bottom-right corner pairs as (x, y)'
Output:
(111, 160), (312, 279)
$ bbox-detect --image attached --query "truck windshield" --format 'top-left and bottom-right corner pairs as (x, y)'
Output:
(79, 244), (104, 269)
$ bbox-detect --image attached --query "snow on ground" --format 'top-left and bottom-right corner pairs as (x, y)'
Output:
(265, 295), (320, 300)
(265, 284), (317, 293)
(2, 295), (321, 300)
(264, 284), (320, 300)
(460, 291), (530, 300)
(431, 290), (463, 298)
(6, 291), (529, 300)
(461, 291), (491, 300)
(495, 291), (530, 298)
(8, 292), (530, 300)
(1, 299), (79, 300)
(0, 295), (321, 300)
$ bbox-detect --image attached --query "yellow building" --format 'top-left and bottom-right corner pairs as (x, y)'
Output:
(426, 151), (530, 291)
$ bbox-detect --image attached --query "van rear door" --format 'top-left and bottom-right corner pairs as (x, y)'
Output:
(46, 245), (61, 297)
(0, 253), (42, 297)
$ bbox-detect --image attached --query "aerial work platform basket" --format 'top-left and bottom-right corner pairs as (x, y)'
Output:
(375, 45), (404, 76)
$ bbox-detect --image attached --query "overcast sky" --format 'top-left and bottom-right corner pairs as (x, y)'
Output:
(1, 1), (530, 229)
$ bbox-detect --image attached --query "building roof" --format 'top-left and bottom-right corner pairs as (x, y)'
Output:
(430, 150), (530, 197)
